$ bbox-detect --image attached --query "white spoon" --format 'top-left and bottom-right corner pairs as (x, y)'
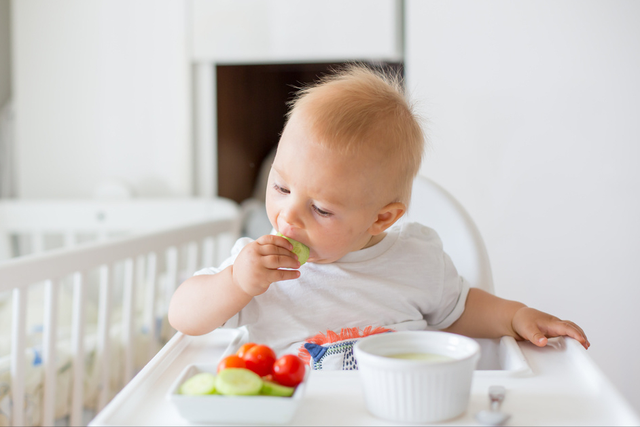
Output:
(475, 385), (511, 425)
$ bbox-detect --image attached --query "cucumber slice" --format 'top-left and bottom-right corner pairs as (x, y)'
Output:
(277, 233), (310, 265)
(179, 372), (217, 395)
(260, 380), (295, 397)
(216, 368), (263, 396)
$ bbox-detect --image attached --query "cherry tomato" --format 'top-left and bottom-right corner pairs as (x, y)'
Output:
(236, 342), (257, 359)
(217, 354), (246, 373)
(243, 344), (276, 377)
(272, 354), (305, 387)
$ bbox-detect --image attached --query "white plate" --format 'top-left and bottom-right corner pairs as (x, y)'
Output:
(167, 362), (308, 425)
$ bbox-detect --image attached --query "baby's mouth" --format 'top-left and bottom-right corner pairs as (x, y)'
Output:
(277, 233), (310, 265)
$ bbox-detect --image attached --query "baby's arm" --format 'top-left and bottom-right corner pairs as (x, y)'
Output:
(443, 288), (590, 349)
(168, 235), (300, 336)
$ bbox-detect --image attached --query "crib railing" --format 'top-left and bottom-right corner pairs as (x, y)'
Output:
(0, 213), (240, 426)
(0, 199), (240, 260)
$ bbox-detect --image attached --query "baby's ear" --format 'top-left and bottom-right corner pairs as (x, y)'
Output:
(369, 202), (406, 235)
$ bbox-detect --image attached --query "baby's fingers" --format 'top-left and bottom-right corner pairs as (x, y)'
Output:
(517, 321), (550, 347)
(513, 308), (590, 350)
(263, 254), (300, 270)
(267, 268), (300, 283)
(255, 239), (300, 270)
(544, 320), (591, 350)
(256, 234), (294, 251)
(519, 319), (590, 350)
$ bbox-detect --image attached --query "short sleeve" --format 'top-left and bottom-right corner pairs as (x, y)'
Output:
(193, 237), (254, 276)
(425, 251), (471, 329)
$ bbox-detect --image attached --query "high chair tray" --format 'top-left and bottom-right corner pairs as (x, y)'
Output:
(90, 328), (639, 426)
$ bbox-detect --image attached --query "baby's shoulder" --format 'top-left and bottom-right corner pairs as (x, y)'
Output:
(395, 221), (443, 244)
(387, 221), (445, 259)
(379, 222), (449, 275)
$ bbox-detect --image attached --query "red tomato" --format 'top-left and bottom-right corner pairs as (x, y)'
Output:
(236, 342), (257, 359)
(272, 354), (305, 387)
(217, 354), (246, 373)
(243, 344), (276, 377)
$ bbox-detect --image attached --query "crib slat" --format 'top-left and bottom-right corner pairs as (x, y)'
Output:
(97, 264), (113, 411)
(135, 254), (146, 362)
(202, 237), (215, 270)
(42, 278), (60, 427)
(11, 287), (27, 427)
(136, 254), (146, 312)
(33, 232), (45, 255)
(217, 232), (234, 266)
(122, 258), (136, 384)
(145, 252), (158, 361)
(70, 271), (86, 427)
(165, 246), (178, 303)
(186, 241), (198, 276)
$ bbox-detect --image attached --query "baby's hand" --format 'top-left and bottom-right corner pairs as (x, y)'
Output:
(512, 307), (590, 350)
(231, 234), (301, 297)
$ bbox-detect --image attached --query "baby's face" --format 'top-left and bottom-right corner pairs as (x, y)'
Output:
(266, 112), (391, 263)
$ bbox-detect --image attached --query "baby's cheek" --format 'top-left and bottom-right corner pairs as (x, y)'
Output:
(305, 241), (330, 262)
(320, 236), (348, 257)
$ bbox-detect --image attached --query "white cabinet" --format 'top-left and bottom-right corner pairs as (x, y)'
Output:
(191, 0), (403, 63)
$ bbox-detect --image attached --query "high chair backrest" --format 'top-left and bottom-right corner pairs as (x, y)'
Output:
(405, 176), (495, 294)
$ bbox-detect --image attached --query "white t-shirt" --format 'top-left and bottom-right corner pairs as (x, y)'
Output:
(194, 221), (470, 355)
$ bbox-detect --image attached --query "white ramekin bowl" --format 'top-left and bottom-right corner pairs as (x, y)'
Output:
(353, 331), (481, 423)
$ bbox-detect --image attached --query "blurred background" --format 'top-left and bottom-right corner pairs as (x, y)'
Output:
(0, 0), (638, 414)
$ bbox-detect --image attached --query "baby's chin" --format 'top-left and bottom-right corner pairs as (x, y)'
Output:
(307, 251), (347, 264)
(307, 257), (331, 264)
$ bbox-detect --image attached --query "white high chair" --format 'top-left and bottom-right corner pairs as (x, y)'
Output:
(405, 175), (495, 294)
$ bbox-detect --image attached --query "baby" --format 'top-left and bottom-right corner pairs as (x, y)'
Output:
(168, 64), (589, 363)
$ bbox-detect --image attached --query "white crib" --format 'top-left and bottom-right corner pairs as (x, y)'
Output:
(0, 198), (241, 426)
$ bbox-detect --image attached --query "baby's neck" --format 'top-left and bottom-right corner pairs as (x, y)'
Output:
(362, 232), (387, 250)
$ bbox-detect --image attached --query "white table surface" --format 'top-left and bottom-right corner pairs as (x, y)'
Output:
(90, 329), (639, 426)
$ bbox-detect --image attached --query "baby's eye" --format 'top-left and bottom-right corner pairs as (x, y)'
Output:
(312, 205), (332, 217)
(273, 184), (290, 194)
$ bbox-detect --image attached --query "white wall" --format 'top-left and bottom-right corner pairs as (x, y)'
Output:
(406, 0), (640, 412)
(12, 0), (191, 198)
(0, 0), (11, 107)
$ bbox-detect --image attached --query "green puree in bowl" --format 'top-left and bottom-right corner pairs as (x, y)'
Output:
(385, 353), (454, 362)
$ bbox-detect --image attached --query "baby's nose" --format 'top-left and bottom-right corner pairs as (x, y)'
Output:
(280, 206), (303, 229)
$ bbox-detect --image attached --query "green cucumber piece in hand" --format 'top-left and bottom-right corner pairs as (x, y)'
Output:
(277, 233), (310, 265)
(179, 372), (217, 395)
(216, 368), (263, 396)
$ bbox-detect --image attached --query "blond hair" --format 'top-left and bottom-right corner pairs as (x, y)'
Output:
(285, 63), (425, 204)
